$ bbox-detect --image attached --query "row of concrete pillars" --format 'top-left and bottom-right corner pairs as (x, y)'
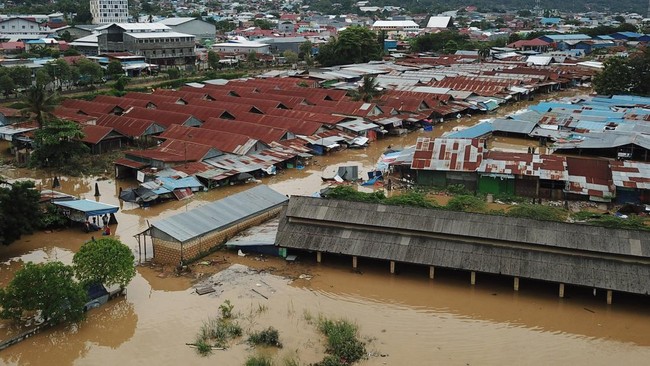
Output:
(316, 252), (615, 305)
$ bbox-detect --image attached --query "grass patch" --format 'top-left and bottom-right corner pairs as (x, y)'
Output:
(506, 204), (567, 222)
(248, 327), (283, 348)
(587, 215), (649, 230)
(316, 317), (366, 365)
(245, 354), (274, 366)
(445, 195), (486, 213)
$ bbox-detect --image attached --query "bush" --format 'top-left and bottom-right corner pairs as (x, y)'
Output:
(506, 204), (567, 222)
(194, 338), (212, 356)
(493, 193), (528, 204)
(245, 355), (274, 366)
(324, 186), (385, 203)
(248, 327), (282, 348)
(317, 318), (366, 365)
(445, 195), (486, 213)
(446, 184), (469, 195)
(589, 215), (649, 231)
(383, 191), (437, 208)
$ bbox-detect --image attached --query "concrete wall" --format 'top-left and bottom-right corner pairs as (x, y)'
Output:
(151, 206), (283, 264)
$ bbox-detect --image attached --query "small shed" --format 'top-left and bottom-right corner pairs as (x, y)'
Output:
(142, 185), (288, 264)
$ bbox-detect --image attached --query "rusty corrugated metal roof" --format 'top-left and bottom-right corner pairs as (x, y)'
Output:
(412, 137), (485, 172)
(610, 160), (650, 190)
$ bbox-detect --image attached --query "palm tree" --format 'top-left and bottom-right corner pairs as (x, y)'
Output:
(478, 45), (491, 63)
(351, 75), (383, 102)
(20, 83), (58, 129)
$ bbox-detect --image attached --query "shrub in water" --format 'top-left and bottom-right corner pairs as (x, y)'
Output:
(248, 327), (282, 348)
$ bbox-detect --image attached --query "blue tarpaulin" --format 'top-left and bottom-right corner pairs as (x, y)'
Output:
(54, 199), (119, 217)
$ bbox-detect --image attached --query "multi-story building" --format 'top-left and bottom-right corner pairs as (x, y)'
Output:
(96, 23), (196, 68)
(90, 0), (129, 24)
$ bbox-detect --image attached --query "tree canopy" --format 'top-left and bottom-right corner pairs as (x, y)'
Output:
(31, 118), (89, 168)
(410, 31), (472, 53)
(19, 83), (58, 128)
(316, 26), (382, 67)
(0, 262), (87, 324)
(73, 238), (136, 289)
(350, 75), (383, 102)
(0, 180), (43, 245)
(593, 49), (650, 96)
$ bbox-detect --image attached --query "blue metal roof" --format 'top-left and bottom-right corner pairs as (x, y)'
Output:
(530, 102), (575, 113)
(54, 199), (119, 216)
(446, 121), (492, 138)
(149, 185), (288, 243)
(540, 17), (561, 24)
(159, 176), (204, 190)
(541, 34), (591, 41)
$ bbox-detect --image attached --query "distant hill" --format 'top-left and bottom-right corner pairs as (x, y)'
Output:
(326, 0), (646, 15)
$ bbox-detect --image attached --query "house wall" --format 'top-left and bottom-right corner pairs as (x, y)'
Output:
(151, 206), (283, 264)
(0, 18), (49, 35)
(478, 176), (515, 195)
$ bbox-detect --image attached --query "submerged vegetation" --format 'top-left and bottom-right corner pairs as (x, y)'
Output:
(193, 300), (243, 356)
(248, 327), (283, 348)
(315, 316), (367, 366)
(323, 186), (649, 230)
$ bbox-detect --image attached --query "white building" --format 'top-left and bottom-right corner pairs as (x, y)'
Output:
(213, 38), (270, 54)
(0, 18), (52, 41)
(90, 0), (129, 24)
(371, 20), (419, 35)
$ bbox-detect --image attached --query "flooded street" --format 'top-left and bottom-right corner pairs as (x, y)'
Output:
(3, 88), (650, 365)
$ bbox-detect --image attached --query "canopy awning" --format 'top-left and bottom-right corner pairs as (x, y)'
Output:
(54, 199), (119, 217)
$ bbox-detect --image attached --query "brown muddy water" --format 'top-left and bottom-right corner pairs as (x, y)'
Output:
(3, 89), (650, 365)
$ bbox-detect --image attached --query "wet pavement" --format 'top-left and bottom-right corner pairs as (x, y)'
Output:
(3, 88), (650, 365)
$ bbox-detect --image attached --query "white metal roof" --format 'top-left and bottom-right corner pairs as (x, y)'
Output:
(126, 31), (196, 39)
(372, 20), (419, 28)
(426, 16), (452, 28)
(157, 17), (196, 26)
(96, 23), (171, 31)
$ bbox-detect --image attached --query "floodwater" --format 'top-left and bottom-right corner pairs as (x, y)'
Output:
(3, 88), (650, 365)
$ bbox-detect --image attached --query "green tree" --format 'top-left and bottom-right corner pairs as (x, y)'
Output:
(12, 66), (33, 90)
(114, 76), (129, 92)
(207, 50), (220, 70)
(166, 67), (181, 79)
(478, 44), (491, 62)
(35, 68), (52, 88)
(19, 83), (59, 128)
(316, 25), (381, 67)
(299, 40), (313, 60)
(0, 180), (43, 245)
(31, 118), (89, 168)
(215, 20), (237, 33)
(75, 58), (104, 85)
(350, 75), (383, 102)
(247, 51), (258, 67)
(0, 262), (87, 324)
(444, 40), (459, 54)
(593, 57), (632, 95)
(282, 50), (299, 64)
(253, 19), (274, 30)
(106, 60), (124, 78)
(46, 59), (71, 90)
(63, 48), (81, 56)
(0, 74), (15, 97)
(72, 238), (136, 289)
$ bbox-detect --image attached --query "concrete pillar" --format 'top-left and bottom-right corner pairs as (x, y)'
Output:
(429, 266), (435, 279)
(316, 251), (322, 263)
(390, 261), (395, 274)
(514, 277), (520, 291)
(470, 271), (476, 285)
(607, 290), (613, 305)
(352, 256), (357, 269)
(559, 283), (565, 298)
